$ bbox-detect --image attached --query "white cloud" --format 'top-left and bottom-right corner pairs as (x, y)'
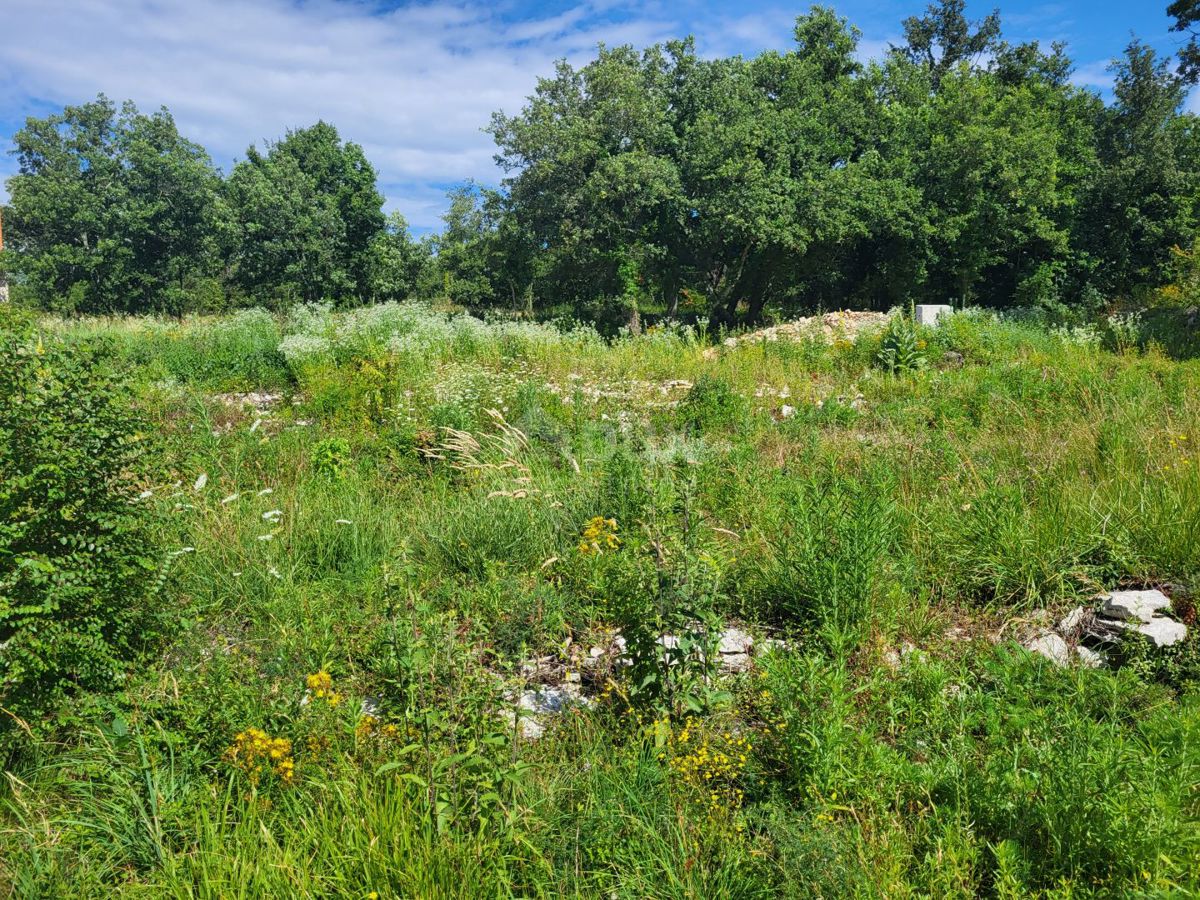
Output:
(1072, 59), (1115, 92)
(0, 0), (679, 227)
(0, 1), (897, 228)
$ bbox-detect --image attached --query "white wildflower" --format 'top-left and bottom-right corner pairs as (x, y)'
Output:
(193, 473), (208, 491)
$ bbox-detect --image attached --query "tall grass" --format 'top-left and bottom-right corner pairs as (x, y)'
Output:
(3, 304), (1199, 896)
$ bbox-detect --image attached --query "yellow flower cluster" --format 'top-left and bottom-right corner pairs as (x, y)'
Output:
(660, 717), (750, 812)
(578, 516), (620, 555)
(224, 727), (295, 785)
(305, 670), (343, 706)
(356, 714), (408, 742)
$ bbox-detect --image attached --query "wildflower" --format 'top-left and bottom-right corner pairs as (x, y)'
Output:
(224, 727), (294, 785)
(193, 473), (208, 491)
(305, 670), (342, 706)
(578, 516), (620, 555)
(262, 509), (283, 522)
(257, 533), (274, 541)
(221, 493), (240, 504)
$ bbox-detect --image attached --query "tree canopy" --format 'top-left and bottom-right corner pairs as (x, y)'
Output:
(3, 1), (1199, 326)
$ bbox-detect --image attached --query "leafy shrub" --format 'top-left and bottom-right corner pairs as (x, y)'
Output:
(0, 319), (165, 751)
(310, 437), (351, 479)
(677, 375), (746, 432)
(876, 313), (928, 374)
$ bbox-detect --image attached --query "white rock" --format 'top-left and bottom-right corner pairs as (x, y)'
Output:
(780, 404), (796, 419)
(1130, 617), (1187, 648)
(720, 653), (752, 673)
(1025, 632), (1070, 666)
(718, 627), (754, 655)
(1075, 646), (1107, 669)
(517, 685), (589, 715)
(1101, 590), (1171, 623)
(1059, 606), (1088, 633)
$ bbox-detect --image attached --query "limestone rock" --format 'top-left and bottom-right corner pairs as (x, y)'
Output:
(1127, 617), (1188, 648)
(1075, 646), (1107, 669)
(1059, 606), (1088, 634)
(1101, 590), (1171, 623)
(718, 627), (754, 655)
(1025, 631), (1070, 666)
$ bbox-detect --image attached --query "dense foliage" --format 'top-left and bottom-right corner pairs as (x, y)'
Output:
(0, 311), (164, 751)
(2, 1), (1199, 327)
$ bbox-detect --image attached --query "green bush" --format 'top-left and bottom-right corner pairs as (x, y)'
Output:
(0, 319), (165, 751)
(310, 436), (352, 479)
(677, 375), (747, 432)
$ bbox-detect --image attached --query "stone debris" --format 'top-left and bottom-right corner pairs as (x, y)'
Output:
(1023, 588), (1187, 666)
(1101, 590), (1172, 623)
(1121, 616), (1188, 649)
(703, 311), (890, 360)
(507, 625), (781, 739)
(212, 391), (284, 414)
(503, 684), (593, 741)
(1075, 646), (1107, 669)
(1025, 631), (1071, 666)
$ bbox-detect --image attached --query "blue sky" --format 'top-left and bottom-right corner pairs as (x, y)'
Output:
(1, 0), (1195, 230)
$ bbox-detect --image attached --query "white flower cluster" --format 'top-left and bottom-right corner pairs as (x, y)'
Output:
(278, 301), (603, 367)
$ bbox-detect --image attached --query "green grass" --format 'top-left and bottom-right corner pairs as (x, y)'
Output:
(3, 304), (1200, 897)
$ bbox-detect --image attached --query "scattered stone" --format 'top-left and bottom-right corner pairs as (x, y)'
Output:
(780, 404), (796, 419)
(360, 696), (382, 718)
(1025, 631), (1071, 666)
(1125, 617), (1188, 648)
(1059, 606), (1088, 634)
(718, 627), (754, 655)
(1075, 646), (1107, 669)
(506, 684), (592, 740)
(703, 311), (889, 359)
(1101, 589), (1171, 623)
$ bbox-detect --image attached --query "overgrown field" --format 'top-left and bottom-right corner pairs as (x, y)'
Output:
(2, 303), (1199, 897)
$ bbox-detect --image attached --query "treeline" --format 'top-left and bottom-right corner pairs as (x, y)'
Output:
(3, 0), (1200, 327)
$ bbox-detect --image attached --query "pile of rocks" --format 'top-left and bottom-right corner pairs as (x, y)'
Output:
(702, 311), (889, 360)
(1024, 588), (1189, 668)
(504, 625), (779, 739)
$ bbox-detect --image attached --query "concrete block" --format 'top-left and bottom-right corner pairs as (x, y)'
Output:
(914, 304), (953, 326)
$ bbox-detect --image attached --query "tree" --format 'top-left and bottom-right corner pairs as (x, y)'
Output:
(1075, 41), (1199, 301)
(4, 96), (225, 314)
(225, 122), (385, 305)
(1169, 0), (1200, 84)
(365, 211), (432, 303)
(893, 0), (1002, 89)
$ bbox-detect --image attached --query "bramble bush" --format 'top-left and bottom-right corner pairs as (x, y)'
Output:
(0, 314), (166, 753)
